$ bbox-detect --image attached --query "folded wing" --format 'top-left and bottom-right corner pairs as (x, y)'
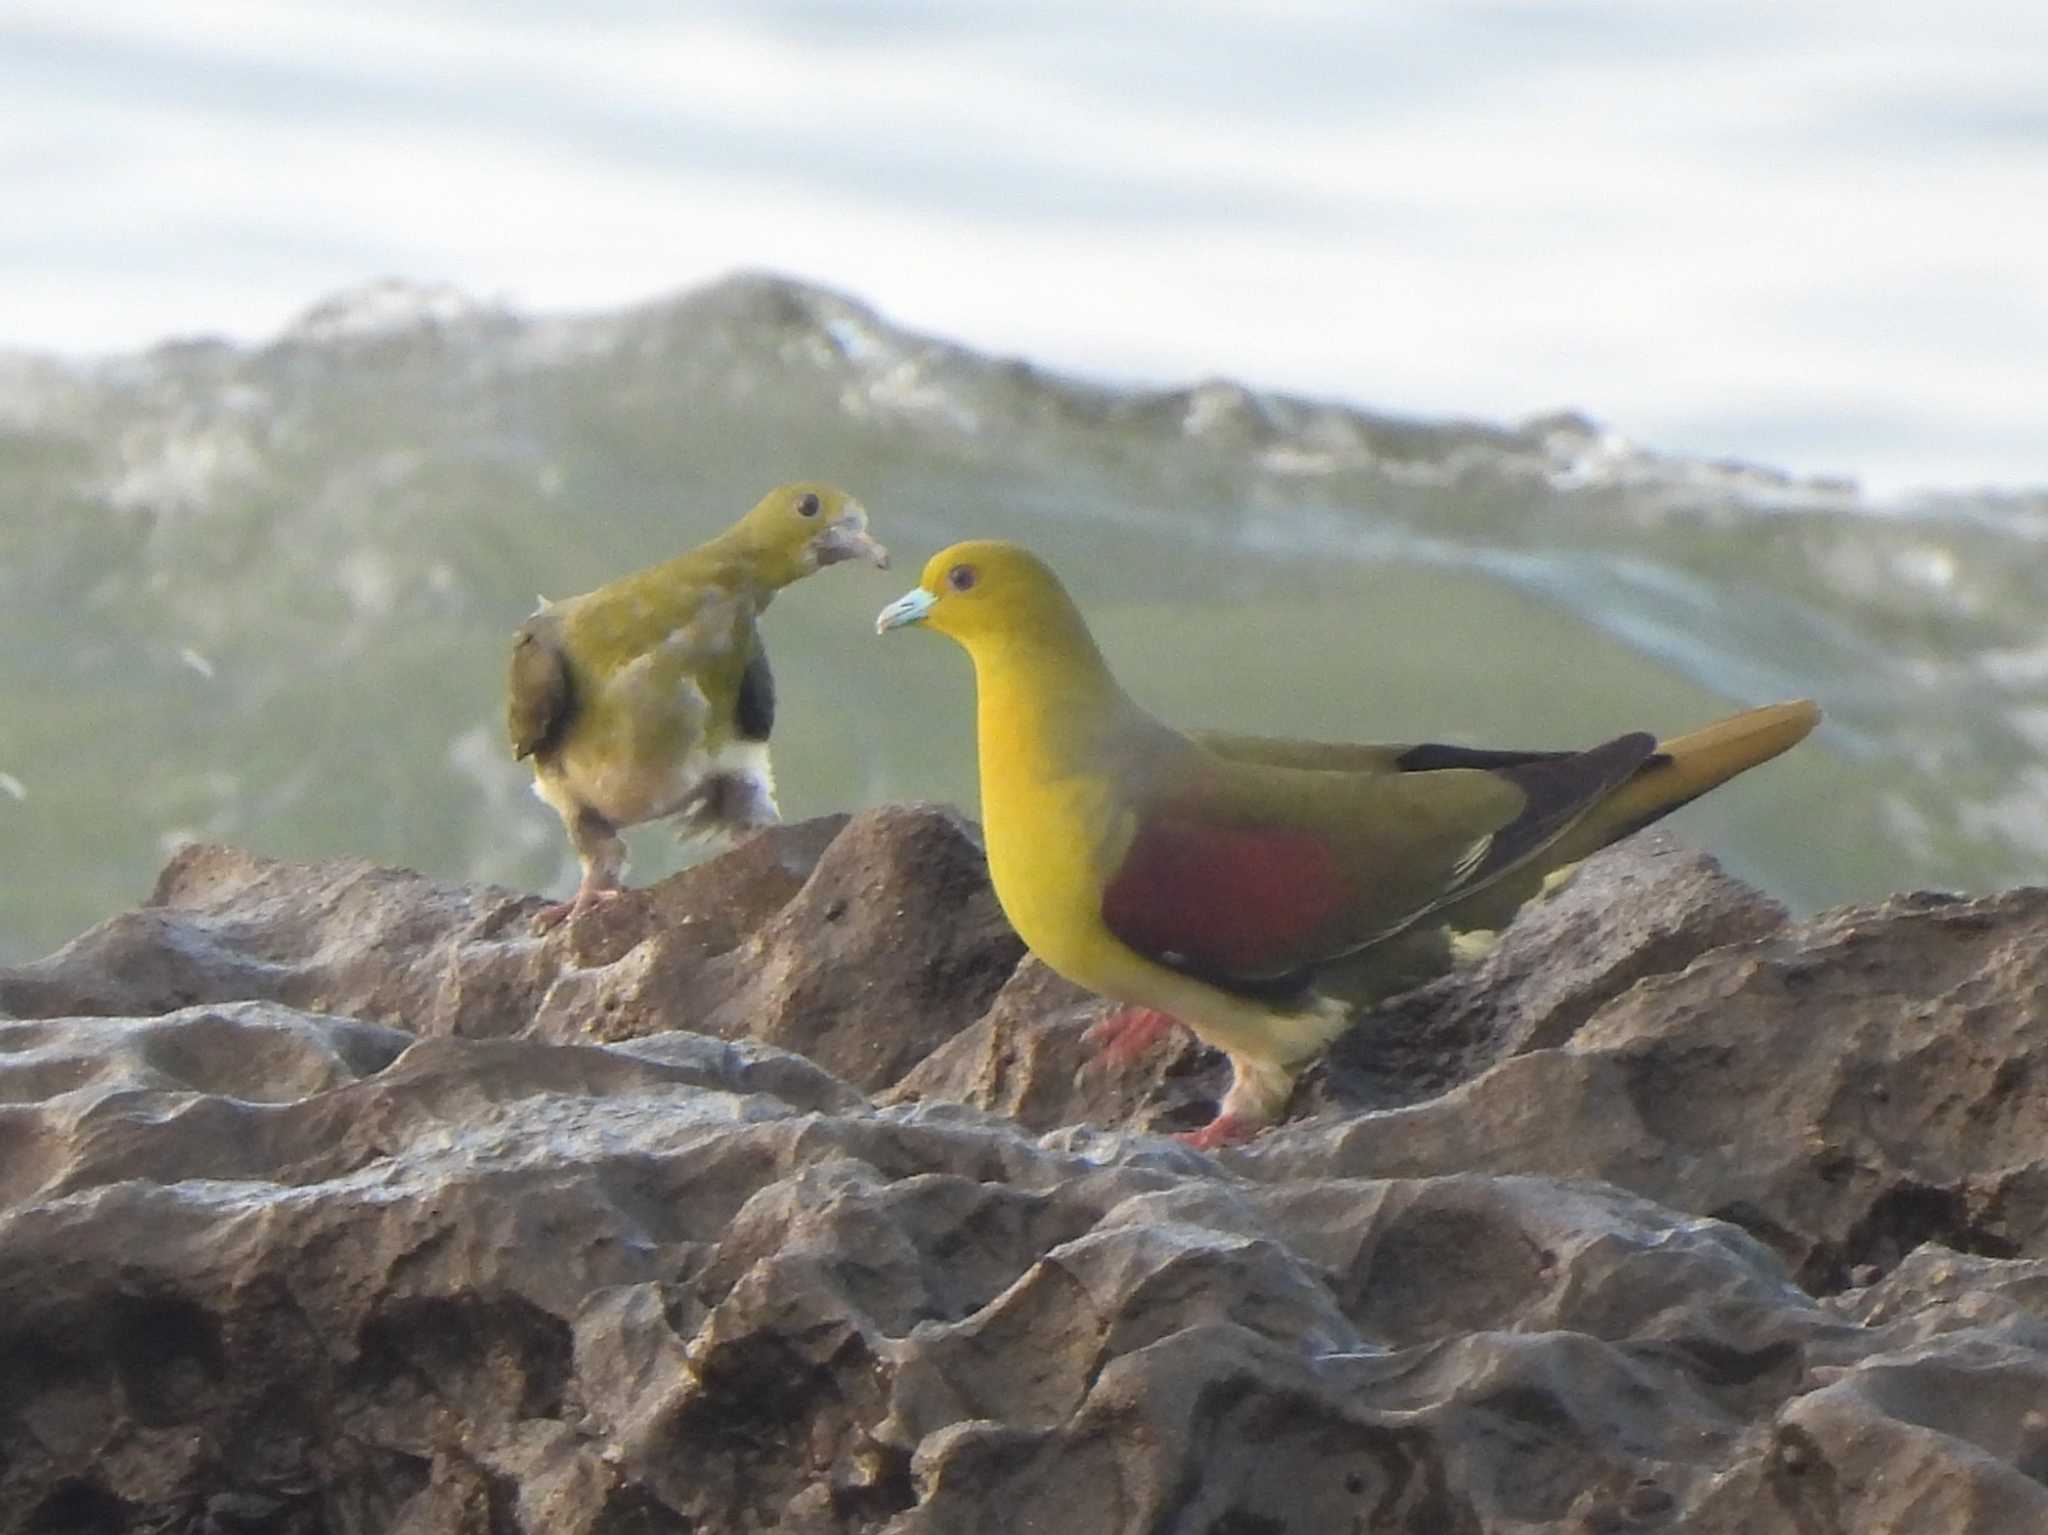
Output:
(1101, 732), (1658, 991)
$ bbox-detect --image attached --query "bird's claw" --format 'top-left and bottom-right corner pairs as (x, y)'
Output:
(1082, 1005), (1181, 1068)
(531, 885), (624, 934)
(1174, 1112), (1263, 1152)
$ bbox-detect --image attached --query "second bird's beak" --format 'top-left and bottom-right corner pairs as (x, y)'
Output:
(875, 587), (936, 634)
(815, 505), (890, 569)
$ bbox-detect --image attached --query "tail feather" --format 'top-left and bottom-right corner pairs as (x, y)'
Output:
(1197, 701), (1820, 1134)
(1571, 698), (1820, 850)
(1413, 699), (1819, 944)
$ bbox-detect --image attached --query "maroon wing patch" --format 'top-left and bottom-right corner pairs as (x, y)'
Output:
(1100, 816), (1348, 976)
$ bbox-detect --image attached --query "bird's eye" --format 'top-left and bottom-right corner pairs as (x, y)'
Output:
(947, 564), (977, 593)
(796, 492), (821, 518)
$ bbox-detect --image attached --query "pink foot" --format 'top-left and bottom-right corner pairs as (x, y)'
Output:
(531, 885), (624, 934)
(1174, 1112), (1265, 1151)
(1083, 1005), (1182, 1068)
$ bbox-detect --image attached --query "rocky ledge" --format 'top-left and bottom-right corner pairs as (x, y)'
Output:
(2, 806), (2045, 1533)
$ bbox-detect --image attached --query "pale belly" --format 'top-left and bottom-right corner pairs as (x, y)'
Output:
(548, 733), (774, 829)
(539, 663), (776, 832)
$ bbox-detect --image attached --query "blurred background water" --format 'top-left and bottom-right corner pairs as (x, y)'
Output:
(2, 4), (2045, 961)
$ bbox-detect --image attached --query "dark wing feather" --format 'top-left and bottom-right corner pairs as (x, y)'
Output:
(1446, 732), (1658, 893)
(1195, 728), (1579, 775)
(507, 613), (573, 760)
(1392, 742), (1576, 772)
(735, 640), (775, 742)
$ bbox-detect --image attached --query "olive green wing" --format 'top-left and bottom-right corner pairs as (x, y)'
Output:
(1192, 729), (1576, 775)
(1103, 732), (1657, 989)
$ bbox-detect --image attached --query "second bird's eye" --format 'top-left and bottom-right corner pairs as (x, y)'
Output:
(797, 492), (821, 518)
(948, 564), (977, 592)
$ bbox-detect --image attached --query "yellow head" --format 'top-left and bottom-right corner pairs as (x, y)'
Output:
(736, 481), (889, 584)
(873, 539), (1096, 654)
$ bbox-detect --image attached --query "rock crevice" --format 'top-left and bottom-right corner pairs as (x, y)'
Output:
(1, 808), (2044, 1531)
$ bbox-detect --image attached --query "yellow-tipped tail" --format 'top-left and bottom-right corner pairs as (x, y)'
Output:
(1415, 699), (1820, 944)
(1576, 698), (1821, 849)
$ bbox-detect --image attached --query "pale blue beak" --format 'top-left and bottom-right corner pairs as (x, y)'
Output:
(875, 587), (937, 634)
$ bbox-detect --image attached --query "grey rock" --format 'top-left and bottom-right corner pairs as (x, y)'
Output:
(1, 813), (2045, 1532)
(883, 955), (1208, 1134)
(1315, 829), (1791, 1106)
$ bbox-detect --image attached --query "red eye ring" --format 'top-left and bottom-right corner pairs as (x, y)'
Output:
(947, 564), (977, 592)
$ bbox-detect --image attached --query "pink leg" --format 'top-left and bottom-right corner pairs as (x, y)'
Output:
(1174, 1112), (1264, 1151)
(1083, 1005), (1182, 1067)
(531, 881), (625, 934)
(535, 808), (629, 933)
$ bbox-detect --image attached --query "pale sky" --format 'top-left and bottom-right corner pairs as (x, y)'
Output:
(4, 0), (2047, 495)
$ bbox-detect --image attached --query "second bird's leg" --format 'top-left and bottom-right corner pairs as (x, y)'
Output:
(533, 809), (628, 932)
(1083, 1005), (1183, 1067)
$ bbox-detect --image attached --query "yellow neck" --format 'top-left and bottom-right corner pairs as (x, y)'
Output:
(955, 609), (1153, 979)
(964, 617), (1130, 797)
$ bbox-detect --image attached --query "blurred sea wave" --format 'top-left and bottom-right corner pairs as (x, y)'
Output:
(1, 273), (2043, 961)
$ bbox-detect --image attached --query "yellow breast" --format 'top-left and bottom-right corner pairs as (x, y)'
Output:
(974, 669), (1135, 983)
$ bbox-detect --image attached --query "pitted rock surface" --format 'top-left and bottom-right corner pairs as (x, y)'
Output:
(1, 807), (2045, 1532)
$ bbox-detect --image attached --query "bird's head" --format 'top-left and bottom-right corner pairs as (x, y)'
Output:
(740, 482), (889, 582)
(874, 539), (1085, 652)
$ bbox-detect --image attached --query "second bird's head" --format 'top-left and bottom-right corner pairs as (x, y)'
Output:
(741, 482), (889, 577)
(875, 539), (1083, 650)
